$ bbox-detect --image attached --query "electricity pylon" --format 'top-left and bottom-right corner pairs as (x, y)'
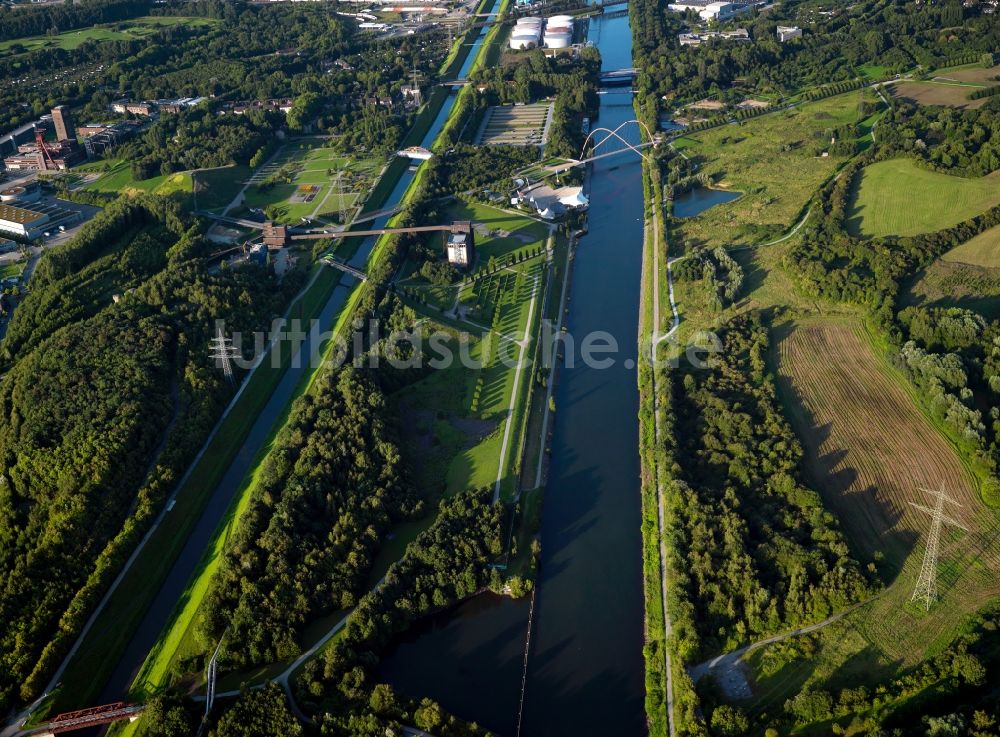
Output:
(208, 327), (239, 383)
(909, 483), (970, 611)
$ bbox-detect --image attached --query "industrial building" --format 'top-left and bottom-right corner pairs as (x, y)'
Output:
(668, 0), (752, 20)
(80, 121), (141, 158)
(0, 182), (41, 204)
(679, 28), (751, 45)
(0, 203), (50, 240)
(446, 223), (475, 270)
(3, 131), (85, 171)
(513, 182), (588, 219)
(0, 115), (52, 157)
(777, 25), (803, 42)
(52, 105), (76, 143)
(543, 15), (573, 49)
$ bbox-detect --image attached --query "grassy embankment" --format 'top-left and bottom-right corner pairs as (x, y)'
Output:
(637, 155), (671, 737)
(77, 160), (195, 200)
(903, 224), (1000, 319)
(114, 0), (519, 703)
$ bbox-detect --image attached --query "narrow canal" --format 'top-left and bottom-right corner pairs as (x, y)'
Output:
(380, 5), (648, 736)
(94, 0), (503, 704)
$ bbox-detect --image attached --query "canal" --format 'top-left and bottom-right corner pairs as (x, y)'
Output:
(92, 0), (503, 705)
(379, 5), (648, 736)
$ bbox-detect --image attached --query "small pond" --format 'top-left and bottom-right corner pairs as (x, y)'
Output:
(673, 186), (742, 218)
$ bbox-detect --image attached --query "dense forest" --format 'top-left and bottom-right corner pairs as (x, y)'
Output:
(660, 313), (873, 662)
(873, 101), (1000, 176)
(0, 197), (300, 711)
(196, 367), (418, 669)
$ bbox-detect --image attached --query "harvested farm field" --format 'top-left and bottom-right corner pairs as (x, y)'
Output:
(765, 317), (1000, 685)
(772, 319), (1000, 665)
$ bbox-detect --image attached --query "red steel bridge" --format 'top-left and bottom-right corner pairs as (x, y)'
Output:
(17, 703), (144, 736)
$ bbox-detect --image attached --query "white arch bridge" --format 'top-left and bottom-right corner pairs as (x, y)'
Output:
(540, 119), (660, 175)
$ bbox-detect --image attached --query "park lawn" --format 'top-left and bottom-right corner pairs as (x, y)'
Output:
(847, 159), (1000, 238)
(0, 16), (217, 54)
(453, 199), (549, 264)
(0, 261), (26, 280)
(191, 165), (251, 213)
(395, 251), (544, 494)
(238, 142), (380, 224)
(857, 63), (889, 80)
(670, 91), (861, 249)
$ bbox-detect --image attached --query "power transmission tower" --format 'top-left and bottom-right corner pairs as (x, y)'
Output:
(208, 326), (239, 384)
(909, 483), (970, 611)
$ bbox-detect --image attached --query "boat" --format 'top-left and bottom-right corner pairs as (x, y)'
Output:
(397, 146), (434, 160)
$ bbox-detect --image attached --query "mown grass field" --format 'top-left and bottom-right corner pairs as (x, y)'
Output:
(746, 318), (1000, 714)
(889, 64), (1000, 109)
(847, 159), (1000, 238)
(668, 90), (868, 248)
(941, 223), (1000, 267)
(890, 81), (993, 109)
(79, 160), (194, 201)
(0, 16), (217, 54)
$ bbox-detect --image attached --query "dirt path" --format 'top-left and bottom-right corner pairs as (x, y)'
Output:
(647, 195), (677, 737)
(687, 605), (862, 700)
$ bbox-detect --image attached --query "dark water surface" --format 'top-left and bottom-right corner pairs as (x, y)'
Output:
(672, 186), (741, 218)
(379, 9), (647, 737)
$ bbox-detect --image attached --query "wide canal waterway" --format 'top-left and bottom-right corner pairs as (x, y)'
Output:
(380, 5), (648, 735)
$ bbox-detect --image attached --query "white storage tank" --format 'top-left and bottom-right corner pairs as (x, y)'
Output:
(544, 32), (572, 48)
